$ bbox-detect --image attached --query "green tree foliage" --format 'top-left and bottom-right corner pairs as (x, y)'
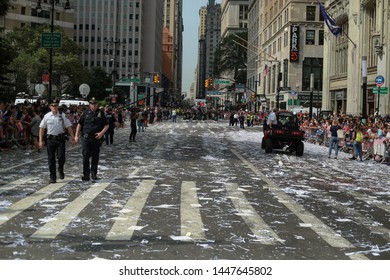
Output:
(213, 32), (248, 85)
(4, 25), (85, 100)
(0, 0), (10, 16)
(0, 0), (15, 100)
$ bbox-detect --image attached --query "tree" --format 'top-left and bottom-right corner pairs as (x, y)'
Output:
(0, 0), (15, 101)
(213, 32), (248, 85)
(4, 25), (86, 100)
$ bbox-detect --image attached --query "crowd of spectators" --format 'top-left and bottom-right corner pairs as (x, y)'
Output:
(2, 100), (390, 163)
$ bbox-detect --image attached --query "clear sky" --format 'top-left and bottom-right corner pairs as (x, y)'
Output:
(182, 0), (221, 95)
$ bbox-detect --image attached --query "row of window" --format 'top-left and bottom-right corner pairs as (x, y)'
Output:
(74, 36), (139, 44)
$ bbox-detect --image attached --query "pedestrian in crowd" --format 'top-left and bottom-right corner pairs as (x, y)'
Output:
(233, 112), (239, 126)
(172, 108), (177, 123)
(328, 119), (342, 159)
(267, 108), (278, 129)
(229, 112), (234, 126)
(39, 100), (76, 183)
(137, 109), (145, 132)
(350, 124), (364, 161)
(75, 98), (109, 181)
(129, 108), (138, 142)
(117, 110), (124, 128)
(104, 107), (117, 145)
(29, 108), (41, 152)
(149, 108), (155, 124)
(239, 113), (245, 129)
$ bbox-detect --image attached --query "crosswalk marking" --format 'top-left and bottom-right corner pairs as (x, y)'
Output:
(0, 178), (72, 226)
(106, 179), (156, 240)
(225, 182), (283, 245)
(30, 180), (112, 239)
(180, 181), (206, 240)
(230, 149), (368, 260)
(0, 177), (35, 195)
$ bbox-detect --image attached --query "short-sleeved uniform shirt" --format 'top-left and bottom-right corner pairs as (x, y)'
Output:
(39, 111), (72, 135)
(79, 109), (108, 135)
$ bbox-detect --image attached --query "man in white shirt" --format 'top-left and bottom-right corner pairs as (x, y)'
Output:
(267, 108), (278, 129)
(39, 100), (75, 183)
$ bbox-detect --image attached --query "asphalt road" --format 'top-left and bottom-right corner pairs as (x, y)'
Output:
(0, 118), (389, 260)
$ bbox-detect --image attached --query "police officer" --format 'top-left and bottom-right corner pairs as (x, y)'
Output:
(39, 100), (76, 183)
(75, 98), (109, 181)
(104, 106), (117, 145)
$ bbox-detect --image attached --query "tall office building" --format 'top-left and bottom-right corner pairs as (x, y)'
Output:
(75, 0), (163, 86)
(322, 0), (389, 116)
(197, 0), (221, 98)
(1, 0), (74, 36)
(163, 0), (183, 103)
(220, 0), (249, 39)
(250, 0), (324, 111)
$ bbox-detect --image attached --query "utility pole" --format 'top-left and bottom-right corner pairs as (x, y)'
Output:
(309, 73), (314, 120)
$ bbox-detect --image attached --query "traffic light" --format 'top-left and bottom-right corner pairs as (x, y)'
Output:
(251, 93), (255, 101)
(153, 74), (160, 84)
(209, 78), (213, 89)
(205, 78), (209, 89)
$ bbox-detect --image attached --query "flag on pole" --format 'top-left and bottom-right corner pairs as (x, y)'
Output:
(319, 3), (342, 36)
(263, 64), (270, 77)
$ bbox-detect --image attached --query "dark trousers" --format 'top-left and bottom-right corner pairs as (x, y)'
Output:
(105, 128), (114, 144)
(129, 124), (137, 140)
(46, 139), (66, 180)
(82, 137), (101, 177)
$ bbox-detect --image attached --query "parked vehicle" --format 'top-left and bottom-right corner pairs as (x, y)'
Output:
(59, 99), (89, 107)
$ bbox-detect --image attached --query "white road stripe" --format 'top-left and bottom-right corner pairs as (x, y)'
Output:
(180, 181), (206, 240)
(31, 180), (112, 239)
(106, 179), (156, 240)
(0, 177), (35, 195)
(230, 149), (368, 260)
(0, 178), (71, 226)
(225, 182), (283, 245)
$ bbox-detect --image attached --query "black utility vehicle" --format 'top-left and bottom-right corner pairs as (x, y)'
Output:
(261, 111), (305, 156)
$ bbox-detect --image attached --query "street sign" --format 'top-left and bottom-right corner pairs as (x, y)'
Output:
(375, 75), (385, 87)
(290, 90), (297, 96)
(41, 32), (62, 48)
(120, 77), (141, 83)
(214, 79), (231, 85)
(372, 86), (388, 94)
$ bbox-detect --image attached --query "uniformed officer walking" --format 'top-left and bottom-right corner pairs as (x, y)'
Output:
(75, 98), (109, 181)
(39, 100), (76, 183)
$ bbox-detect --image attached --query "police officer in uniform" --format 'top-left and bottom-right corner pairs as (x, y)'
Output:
(39, 100), (76, 183)
(75, 98), (109, 181)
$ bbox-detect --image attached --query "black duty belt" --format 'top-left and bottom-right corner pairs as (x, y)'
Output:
(47, 134), (66, 141)
(83, 133), (97, 139)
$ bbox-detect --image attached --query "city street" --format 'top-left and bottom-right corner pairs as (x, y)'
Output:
(0, 118), (389, 260)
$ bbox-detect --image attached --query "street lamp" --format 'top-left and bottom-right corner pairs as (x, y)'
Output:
(362, 56), (367, 120)
(35, 0), (70, 103)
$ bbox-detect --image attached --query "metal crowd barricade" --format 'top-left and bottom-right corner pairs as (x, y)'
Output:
(0, 122), (24, 151)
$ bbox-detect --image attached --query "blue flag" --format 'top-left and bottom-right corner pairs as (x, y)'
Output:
(319, 3), (342, 36)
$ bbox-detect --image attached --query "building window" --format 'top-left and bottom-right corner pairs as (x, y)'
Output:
(306, 6), (316, 21)
(306, 30), (315, 45)
(319, 30), (324, 45)
(302, 58), (323, 91)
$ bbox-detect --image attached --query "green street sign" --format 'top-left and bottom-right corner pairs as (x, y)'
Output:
(120, 78), (141, 83)
(214, 79), (231, 85)
(41, 32), (62, 48)
(372, 86), (388, 94)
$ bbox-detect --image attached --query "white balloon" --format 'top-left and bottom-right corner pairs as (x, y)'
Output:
(79, 83), (90, 96)
(35, 84), (45, 94)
